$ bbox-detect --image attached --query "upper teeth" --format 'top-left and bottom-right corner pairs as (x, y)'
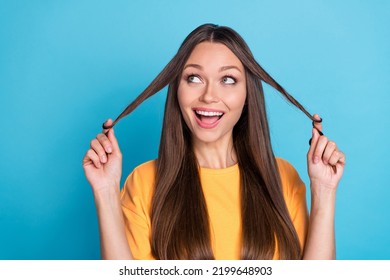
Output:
(196, 110), (224, 116)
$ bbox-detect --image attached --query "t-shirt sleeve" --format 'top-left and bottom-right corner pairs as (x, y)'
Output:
(276, 158), (309, 251)
(120, 161), (156, 260)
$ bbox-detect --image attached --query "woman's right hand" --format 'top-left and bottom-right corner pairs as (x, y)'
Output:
(82, 119), (122, 195)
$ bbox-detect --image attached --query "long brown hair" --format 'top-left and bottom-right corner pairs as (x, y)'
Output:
(105, 24), (315, 259)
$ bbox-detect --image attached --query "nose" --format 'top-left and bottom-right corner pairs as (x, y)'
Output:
(199, 83), (219, 103)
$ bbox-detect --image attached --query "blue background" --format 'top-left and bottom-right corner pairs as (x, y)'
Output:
(0, 0), (389, 260)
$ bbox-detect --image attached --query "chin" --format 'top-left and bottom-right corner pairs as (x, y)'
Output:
(191, 129), (227, 145)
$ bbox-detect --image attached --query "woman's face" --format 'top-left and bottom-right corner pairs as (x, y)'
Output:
(178, 42), (247, 145)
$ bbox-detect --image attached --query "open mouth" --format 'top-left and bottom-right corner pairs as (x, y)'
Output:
(193, 109), (224, 126)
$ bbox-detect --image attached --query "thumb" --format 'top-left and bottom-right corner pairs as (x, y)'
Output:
(106, 126), (120, 154)
(102, 119), (121, 154)
(102, 119), (114, 135)
(312, 114), (323, 133)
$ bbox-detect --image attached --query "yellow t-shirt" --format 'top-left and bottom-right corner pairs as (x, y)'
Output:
(120, 157), (308, 260)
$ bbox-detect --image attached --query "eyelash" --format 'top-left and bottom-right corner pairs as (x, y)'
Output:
(185, 73), (202, 83)
(184, 74), (237, 85)
(222, 75), (237, 84)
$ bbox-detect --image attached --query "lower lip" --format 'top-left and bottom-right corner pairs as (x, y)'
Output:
(194, 112), (223, 129)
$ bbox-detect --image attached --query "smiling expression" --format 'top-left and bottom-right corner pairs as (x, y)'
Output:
(177, 42), (247, 145)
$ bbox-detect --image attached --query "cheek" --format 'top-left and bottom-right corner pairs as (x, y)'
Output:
(225, 88), (247, 110)
(177, 84), (193, 122)
(177, 83), (186, 110)
(177, 83), (197, 110)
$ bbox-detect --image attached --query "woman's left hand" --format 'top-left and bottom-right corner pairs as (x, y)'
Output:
(307, 114), (346, 190)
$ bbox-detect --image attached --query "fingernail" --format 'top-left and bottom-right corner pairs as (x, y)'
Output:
(101, 155), (107, 162)
(314, 156), (319, 164)
(107, 146), (112, 153)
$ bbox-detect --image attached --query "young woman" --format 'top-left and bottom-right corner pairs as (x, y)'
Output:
(82, 24), (345, 260)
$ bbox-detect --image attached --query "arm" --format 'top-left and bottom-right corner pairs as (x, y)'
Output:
(94, 188), (133, 259)
(302, 115), (345, 260)
(82, 119), (133, 259)
(303, 184), (336, 259)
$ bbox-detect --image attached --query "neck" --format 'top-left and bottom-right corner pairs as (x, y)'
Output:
(193, 135), (237, 169)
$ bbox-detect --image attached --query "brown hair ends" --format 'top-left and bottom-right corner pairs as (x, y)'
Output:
(108, 24), (314, 259)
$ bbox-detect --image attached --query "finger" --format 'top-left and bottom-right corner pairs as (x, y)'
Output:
(308, 114), (323, 145)
(312, 114), (323, 133)
(101, 118), (121, 155)
(308, 128), (320, 160)
(338, 151), (346, 165)
(308, 128), (323, 145)
(102, 119), (114, 135)
(106, 127), (121, 154)
(322, 140), (337, 165)
(83, 149), (101, 168)
(96, 133), (113, 154)
(313, 135), (328, 164)
(90, 138), (108, 163)
(329, 150), (346, 166)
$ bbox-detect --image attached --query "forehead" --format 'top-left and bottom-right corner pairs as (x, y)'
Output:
(185, 42), (244, 71)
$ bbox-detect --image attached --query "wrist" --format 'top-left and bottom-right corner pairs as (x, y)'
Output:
(310, 182), (336, 211)
(93, 186), (121, 206)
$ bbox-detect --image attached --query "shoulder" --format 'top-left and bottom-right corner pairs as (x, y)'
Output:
(276, 157), (299, 179)
(275, 157), (306, 198)
(120, 159), (157, 206)
(129, 159), (157, 181)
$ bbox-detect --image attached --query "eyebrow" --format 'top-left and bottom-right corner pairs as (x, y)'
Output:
(183, 64), (242, 73)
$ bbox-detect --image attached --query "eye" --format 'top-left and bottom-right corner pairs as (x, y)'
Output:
(222, 76), (236, 85)
(187, 75), (202, 84)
